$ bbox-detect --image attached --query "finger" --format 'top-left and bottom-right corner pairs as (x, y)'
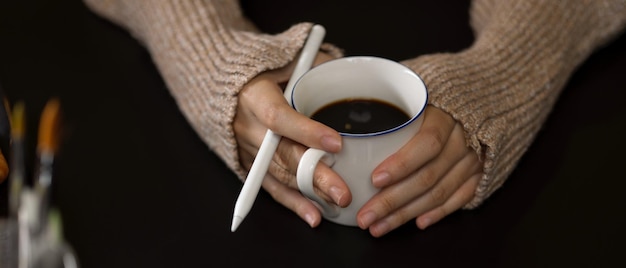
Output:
(266, 107), (341, 153)
(240, 78), (342, 153)
(357, 123), (466, 230)
(238, 128), (349, 207)
(271, 137), (352, 207)
(371, 106), (456, 188)
(261, 174), (322, 228)
(237, 80), (350, 208)
(416, 172), (481, 230)
(235, 77), (282, 151)
(241, 130), (351, 208)
(367, 150), (480, 237)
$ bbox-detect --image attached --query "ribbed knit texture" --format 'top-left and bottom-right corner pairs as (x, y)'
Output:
(403, 0), (626, 207)
(83, 0), (316, 179)
(84, 0), (626, 208)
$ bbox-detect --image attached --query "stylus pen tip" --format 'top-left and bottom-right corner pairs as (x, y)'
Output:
(231, 216), (243, 232)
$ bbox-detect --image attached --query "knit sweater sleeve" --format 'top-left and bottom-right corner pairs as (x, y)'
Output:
(82, 0), (324, 179)
(402, 0), (626, 208)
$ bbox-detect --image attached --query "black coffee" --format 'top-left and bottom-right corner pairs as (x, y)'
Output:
(311, 99), (411, 134)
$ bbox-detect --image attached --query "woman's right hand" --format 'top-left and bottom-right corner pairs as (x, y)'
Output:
(234, 52), (350, 228)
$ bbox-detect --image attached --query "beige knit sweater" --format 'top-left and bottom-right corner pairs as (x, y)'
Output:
(83, 0), (626, 209)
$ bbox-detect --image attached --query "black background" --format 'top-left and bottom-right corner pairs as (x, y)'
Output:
(1, 1), (625, 267)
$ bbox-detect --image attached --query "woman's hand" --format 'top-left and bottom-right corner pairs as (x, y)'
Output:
(235, 54), (483, 235)
(234, 52), (350, 227)
(357, 106), (483, 237)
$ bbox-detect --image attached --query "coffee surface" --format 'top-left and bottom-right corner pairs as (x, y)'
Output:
(311, 99), (410, 134)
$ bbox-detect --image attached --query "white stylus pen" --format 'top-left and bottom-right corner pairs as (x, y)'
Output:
(231, 25), (326, 232)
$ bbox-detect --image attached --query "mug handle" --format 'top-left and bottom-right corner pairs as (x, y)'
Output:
(296, 148), (340, 218)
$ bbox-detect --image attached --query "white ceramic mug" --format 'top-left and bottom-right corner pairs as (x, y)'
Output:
(291, 56), (428, 226)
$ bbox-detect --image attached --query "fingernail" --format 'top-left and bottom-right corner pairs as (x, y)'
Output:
(359, 211), (377, 229)
(372, 172), (390, 187)
(321, 135), (341, 152)
(304, 213), (316, 227)
(329, 186), (345, 205)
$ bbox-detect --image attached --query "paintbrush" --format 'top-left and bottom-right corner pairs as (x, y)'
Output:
(33, 98), (62, 229)
(8, 101), (26, 218)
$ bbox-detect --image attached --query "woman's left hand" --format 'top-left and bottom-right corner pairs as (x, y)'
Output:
(356, 106), (483, 237)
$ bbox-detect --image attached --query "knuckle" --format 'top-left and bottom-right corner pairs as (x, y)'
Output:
(390, 153), (410, 174)
(264, 181), (280, 197)
(272, 167), (294, 187)
(261, 105), (281, 129)
(422, 127), (445, 152)
(313, 170), (330, 190)
(239, 80), (265, 103)
(429, 186), (447, 204)
(378, 194), (398, 212)
(239, 84), (252, 100)
(417, 168), (438, 189)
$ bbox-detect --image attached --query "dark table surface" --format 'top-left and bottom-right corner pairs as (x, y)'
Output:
(1, 1), (625, 267)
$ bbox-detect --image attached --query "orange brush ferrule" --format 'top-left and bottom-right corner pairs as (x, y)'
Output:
(11, 101), (25, 140)
(37, 98), (62, 155)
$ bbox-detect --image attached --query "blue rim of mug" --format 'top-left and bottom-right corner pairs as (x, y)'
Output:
(290, 56), (429, 138)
